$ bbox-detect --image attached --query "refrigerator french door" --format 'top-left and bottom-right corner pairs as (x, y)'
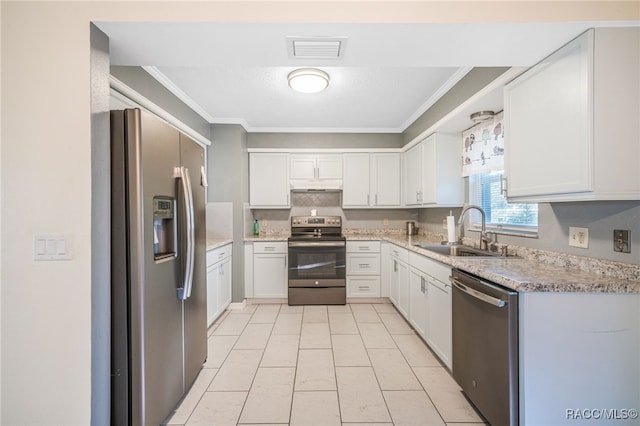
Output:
(111, 108), (207, 426)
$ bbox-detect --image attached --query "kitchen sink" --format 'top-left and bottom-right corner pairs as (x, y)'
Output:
(413, 243), (519, 259)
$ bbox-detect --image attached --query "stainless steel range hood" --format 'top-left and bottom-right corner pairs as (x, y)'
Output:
(290, 179), (343, 192)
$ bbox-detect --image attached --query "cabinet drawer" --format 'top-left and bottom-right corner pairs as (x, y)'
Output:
(346, 241), (381, 253)
(347, 253), (380, 275)
(389, 244), (409, 263)
(347, 276), (381, 297)
(409, 252), (451, 284)
(253, 241), (287, 254)
(207, 243), (232, 265)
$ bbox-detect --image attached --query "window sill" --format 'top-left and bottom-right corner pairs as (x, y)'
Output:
(468, 225), (538, 239)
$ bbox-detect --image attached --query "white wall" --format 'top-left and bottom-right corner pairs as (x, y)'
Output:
(1, 1), (637, 425)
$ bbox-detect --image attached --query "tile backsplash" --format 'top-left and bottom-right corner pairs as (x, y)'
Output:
(249, 191), (419, 236)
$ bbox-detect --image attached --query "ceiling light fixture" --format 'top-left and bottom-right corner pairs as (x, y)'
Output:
(288, 68), (330, 94)
(470, 111), (496, 123)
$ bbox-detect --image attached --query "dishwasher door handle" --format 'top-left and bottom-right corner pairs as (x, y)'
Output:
(450, 277), (506, 308)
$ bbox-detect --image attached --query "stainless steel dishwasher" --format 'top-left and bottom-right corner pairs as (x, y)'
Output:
(450, 269), (519, 426)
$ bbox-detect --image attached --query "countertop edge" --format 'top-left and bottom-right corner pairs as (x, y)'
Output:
(206, 239), (233, 251)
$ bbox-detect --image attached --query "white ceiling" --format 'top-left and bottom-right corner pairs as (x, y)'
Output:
(98, 21), (630, 133)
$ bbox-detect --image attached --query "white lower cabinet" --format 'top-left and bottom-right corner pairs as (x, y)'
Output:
(408, 251), (452, 369)
(426, 275), (452, 369)
(206, 243), (233, 326)
(252, 242), (288, 298)
(388, 245), (409, 316)
(346, 241), (381, 297)
(408, 267), (429, 338)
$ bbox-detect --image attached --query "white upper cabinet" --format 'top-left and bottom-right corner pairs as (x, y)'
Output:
(504, 28), (640, 202)
(343, 153), (371, 207)
(372, 153), (401, 207)
(404, 143), (424, 206)
(403, 133), (464, 207)
(249, 153), (290, 208)
(290, 154), (343, 180)
(343, 153), (401, 208)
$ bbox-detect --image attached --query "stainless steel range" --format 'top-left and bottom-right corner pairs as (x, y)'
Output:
(288, 215), (346, 305)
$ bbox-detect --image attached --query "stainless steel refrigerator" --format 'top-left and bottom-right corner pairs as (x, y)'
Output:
(110, 108), (207, 426)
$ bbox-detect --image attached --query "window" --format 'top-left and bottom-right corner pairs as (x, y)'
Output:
(468, 171), (538, 236)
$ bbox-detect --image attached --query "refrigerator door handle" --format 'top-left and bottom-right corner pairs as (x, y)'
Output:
(176, 166), (196, 300)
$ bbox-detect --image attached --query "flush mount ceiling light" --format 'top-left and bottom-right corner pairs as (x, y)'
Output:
(288, 68), (330, 94)
(470, 111), (496, 123)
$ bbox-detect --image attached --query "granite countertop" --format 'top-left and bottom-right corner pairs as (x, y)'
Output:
(206, 238), (233, 251)
(243, 230), (640, 293)
(370, 234), (640, 294)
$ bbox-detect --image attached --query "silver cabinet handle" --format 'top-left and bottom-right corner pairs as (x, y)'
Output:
(450, 277), (506, 308)
(358, 264), (371, 268)
(359, 246), (370, 251)
(367, 194), (370, 205)
(500, 175), (508, 196)
(264, 246), (275, 251)
(393, 259), (398, 272)
(176, 166), (195, 300)
(420, 276), (426, 293)
(375, 194), (378, 205)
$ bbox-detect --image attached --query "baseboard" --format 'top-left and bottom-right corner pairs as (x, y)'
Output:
(227, 300), (247, 310)
(346, 297), (391, 304)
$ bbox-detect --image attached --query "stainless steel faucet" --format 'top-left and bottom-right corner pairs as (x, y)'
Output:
(458, 204), (492, 250)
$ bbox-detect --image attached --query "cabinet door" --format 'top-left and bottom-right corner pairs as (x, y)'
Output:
(250, 153), (290, 207)
(421, 136), (437, 204)
(408, 268), (428, 338)
(404, 143), (423, 206)
(504, 31), (592, 199)
(389, 258), (399, 306)
(206, 264), (220, 326)
(217, 257), (232, 312)
(347, 276), (381, 297)
(253, 253), (288, 298)
(372, 153), (401, 207)
(343, 153), (371, 207)
(347, 253), (380, 275)
(290, 155), (317, 180)
(396, 261), (410, 318)
(317, 155), (343, 179)
(427, 277), (452, 369)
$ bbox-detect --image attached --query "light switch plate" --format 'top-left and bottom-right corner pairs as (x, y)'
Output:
(33, 234), (72, 260)
(569, 227), (589, 249)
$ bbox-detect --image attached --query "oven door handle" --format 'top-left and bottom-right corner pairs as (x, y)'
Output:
(288, 241), (346, 248)
(450, 277), (506, 308)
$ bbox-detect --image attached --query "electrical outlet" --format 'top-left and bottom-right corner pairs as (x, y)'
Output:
(383, 218), (389, 225)
(613, 229), (630, 253)
(569, 227), (589, 249)
(261, 219), (267, 227)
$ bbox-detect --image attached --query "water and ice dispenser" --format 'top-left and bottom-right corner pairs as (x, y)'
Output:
(153, 196), (176, 261)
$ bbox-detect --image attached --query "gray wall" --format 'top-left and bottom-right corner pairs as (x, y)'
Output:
(403, 67), (509, 145)
(248, 132), (403, 149)
(208, 124), (250, 302)
(111, 66), (212, 141)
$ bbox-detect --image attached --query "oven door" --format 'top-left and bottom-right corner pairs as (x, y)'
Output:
(288, 240), (346, 287)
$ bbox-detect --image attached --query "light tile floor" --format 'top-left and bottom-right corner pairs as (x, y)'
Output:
(165, 303), (487, 426)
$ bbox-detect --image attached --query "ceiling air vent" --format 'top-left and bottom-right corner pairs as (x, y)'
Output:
(286, 37), (347, 60)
